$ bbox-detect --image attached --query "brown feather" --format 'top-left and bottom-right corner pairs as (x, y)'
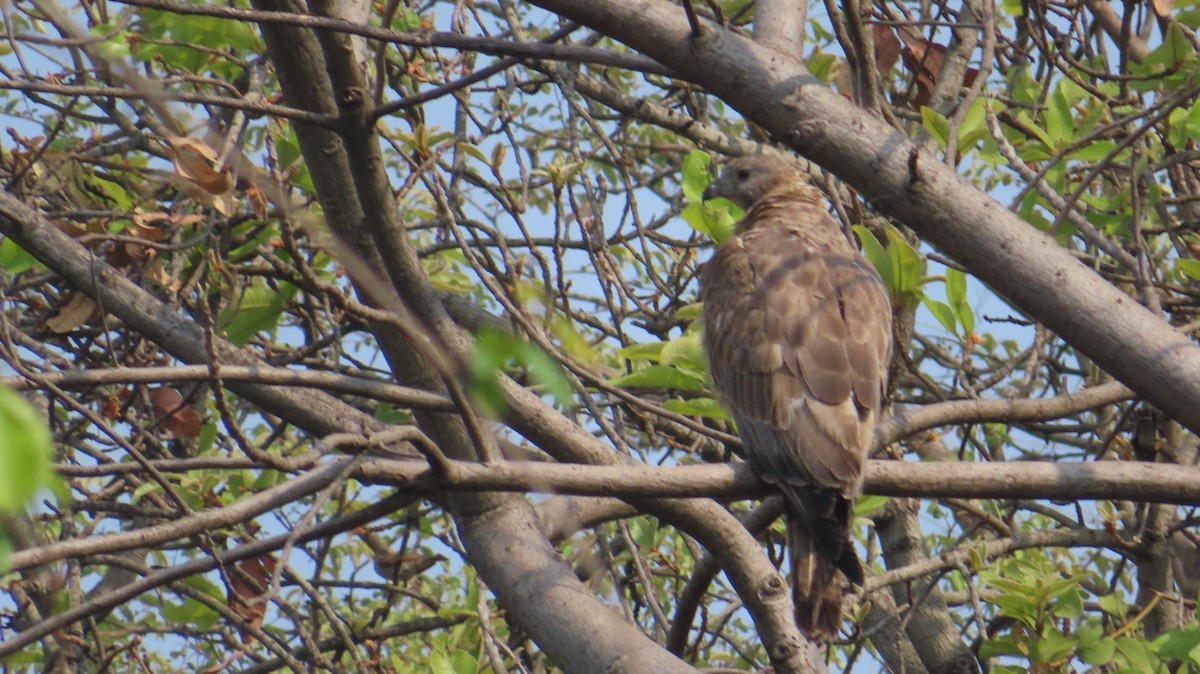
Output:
(700, 155), (892, 639)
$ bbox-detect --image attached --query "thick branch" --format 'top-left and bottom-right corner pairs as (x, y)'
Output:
(754, 0), (807, 58)
(346, 457), (1200, 505)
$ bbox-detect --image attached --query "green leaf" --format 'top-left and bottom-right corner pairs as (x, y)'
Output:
(920, 107), (950, 148)
(630, 516), (659, 547)
(450, 650), (478, 674)
(1029, 631), (1075, 663)
(1176, 259), (1200, 282)
(1048, 586), (1083, 619)
(0, 533), (10, 577)
(852, 226), (893, 286)
(681, 150), (712, 204)
(430, 650), (455, 674)
(660, 334), (705, 371)
(661, 397), (730, 421)
(854, 494), (890, 517)
(681, 202), (713, 239)
(1015, 111), (1055, 151)
(1153, 624), (1200, 661)
(680, 150), (740, 243)
(945, 267), (975, 336)
(0, 238), (37, 276)
(1071, 140), (1119, 163)
(681, 201), (739, 244)
(924, 298), (958, 336)
(161, 598), (220, 630)
(957, 97), (993, 150)
(1115, 636), (1159, 673)
(221, 281), (297, 346)
(0, 384), (56, 514)
(885, 226), (926, 300)
(1044, 87), (1074, 150)
(1079, 636), (1117, 666)
(610, 366), (705, 391)
(471, 329), (574, 413)
(978, 635), (1023, 659)
(1099, 592), (1128, 618)
(457, 142), (488, 164)
(618, 341), (666, 362)
(1170, 107), (1191, 148)
(1077, 625), (1117, 665)
(1145, 23), (1195, 69)
(807, 51), (839, 83)
(991, 591), (1039, 625)
(519, 341), (574, 406)
(1186, 103), (1200, 143)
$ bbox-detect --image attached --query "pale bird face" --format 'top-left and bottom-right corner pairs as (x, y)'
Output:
(701, 155), (803, 209)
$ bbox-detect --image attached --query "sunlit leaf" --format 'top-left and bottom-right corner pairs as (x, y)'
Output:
(0, 385), (55, 514)
(611, 365), (705, 391)
(945, 267), (975, 336)
(661, 397), (729, 420)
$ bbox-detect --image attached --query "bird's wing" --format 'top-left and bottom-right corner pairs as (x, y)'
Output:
(702, 218), (891, 496)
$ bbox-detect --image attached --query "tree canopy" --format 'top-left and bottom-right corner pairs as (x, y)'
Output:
(3, 1), (1200, 673)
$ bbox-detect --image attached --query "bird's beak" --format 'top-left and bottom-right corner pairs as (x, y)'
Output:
(702, 181), (721, 202)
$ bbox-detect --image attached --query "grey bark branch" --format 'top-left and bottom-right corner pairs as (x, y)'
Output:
(1084, 0), (1150, 64)
(873, 500), (979, 674)
(526, 0), (1200, 436)
(875, 380), (1134, 449)
(753, 0), (807, 58)
(349, 457), (1200, 506)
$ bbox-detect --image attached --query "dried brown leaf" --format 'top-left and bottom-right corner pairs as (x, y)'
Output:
(148, 386), (202, 438)
(229, 556), (277, 630)
(168, 136), (234, 195)
(874, 25), (902, 76)
(45, 292), (97, 333)
(898, 32), (979, 107)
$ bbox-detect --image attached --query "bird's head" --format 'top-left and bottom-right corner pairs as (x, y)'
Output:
(702, 155), (818, 209)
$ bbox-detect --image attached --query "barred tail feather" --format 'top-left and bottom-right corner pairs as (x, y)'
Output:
(785, 490), (862, 638)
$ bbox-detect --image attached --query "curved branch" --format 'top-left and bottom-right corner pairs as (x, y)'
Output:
(875, 381), (1134, 449)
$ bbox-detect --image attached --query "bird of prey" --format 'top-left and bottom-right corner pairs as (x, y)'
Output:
(699, 155), (892, 638)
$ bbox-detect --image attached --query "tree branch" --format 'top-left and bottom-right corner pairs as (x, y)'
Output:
(875, 381), (1134, 449)
(345, 457), (1200, 506)
(5, 365), (455, 412)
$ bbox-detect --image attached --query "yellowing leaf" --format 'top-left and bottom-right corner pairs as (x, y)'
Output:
(168, 136), (234, 195)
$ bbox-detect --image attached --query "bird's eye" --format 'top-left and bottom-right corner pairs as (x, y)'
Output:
(736, 169), (751, 181)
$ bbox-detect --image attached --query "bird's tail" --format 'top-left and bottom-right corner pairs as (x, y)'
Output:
(785, 490), (862, 639)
